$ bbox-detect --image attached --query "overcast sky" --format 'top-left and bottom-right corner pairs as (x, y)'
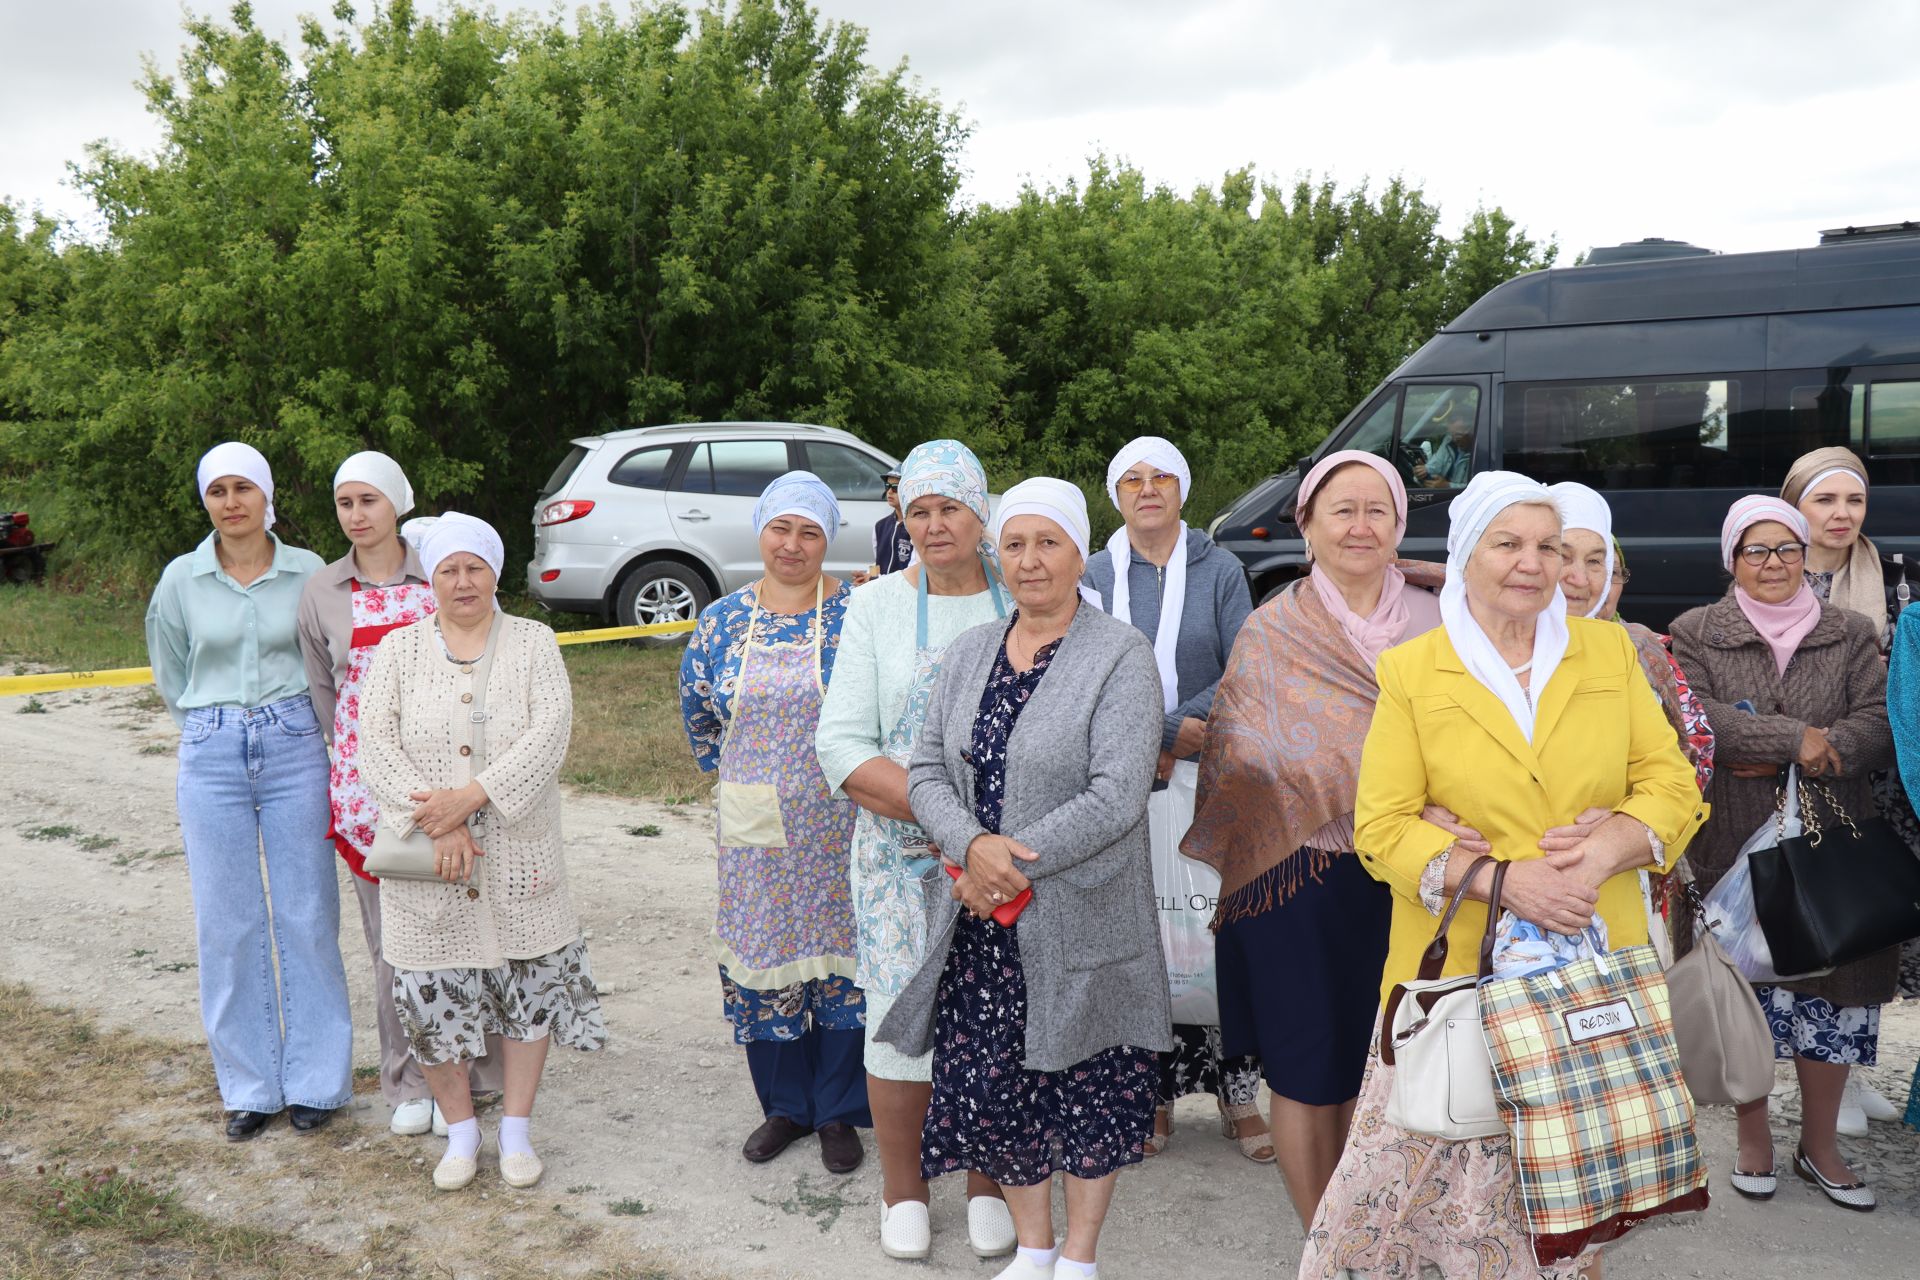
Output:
(4, 1), (1917, 259)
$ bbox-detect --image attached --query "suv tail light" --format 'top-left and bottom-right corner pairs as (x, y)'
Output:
(538, 499), (595, 527)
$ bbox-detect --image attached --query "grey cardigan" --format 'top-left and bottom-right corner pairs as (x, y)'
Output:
(1669, 591), (1897, 1007)
(874, 603), (1175, 1072)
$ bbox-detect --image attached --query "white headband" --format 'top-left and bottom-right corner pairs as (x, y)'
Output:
(1801, 466), (1867, 500)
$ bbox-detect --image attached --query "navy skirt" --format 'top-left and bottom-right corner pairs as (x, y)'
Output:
(1216, 851), (1390, 1106)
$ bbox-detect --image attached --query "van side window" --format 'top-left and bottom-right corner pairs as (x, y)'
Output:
(1863, 380), (1920, 456)
(1503, 376), (1757, 488)
(1337, 384), (1480, 491)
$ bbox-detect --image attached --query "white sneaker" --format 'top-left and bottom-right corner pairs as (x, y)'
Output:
(432, 1101), (448, 1137)
(432, 1151), (477, 1191)
(499, 1150), (544, 1189)
(1852, 1075), (1902, 1123)
(878, 1199), (931, 1260)
(1837, 1076), (1869, 1138)
(390, 1097), (434, 1136)
(991, 1256), (1056, 1280)
(968, 1195), (1017, 1258)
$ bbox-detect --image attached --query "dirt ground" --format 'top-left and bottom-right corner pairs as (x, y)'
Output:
(4, 680), (1920, 1279)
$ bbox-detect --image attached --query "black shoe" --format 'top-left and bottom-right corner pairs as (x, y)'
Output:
(742, 1115), (812, 1163)
(288, 1104), (337, 1134)
(817, 1121), (864, 1175)
(225, 1109), (278, 1142)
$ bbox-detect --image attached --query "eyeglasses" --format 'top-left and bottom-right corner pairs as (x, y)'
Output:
(883, 483), (899, 494)
(1116, 471), (1180, 494)
(1737, 542), (1806, 567)
(1611, 568), (1631, 584)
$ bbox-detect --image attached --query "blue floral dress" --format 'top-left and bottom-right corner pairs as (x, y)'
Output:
(919, 622), (1159, 1187)
(679, 580), (863, 1041)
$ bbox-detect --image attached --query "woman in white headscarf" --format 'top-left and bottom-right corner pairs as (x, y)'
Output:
(1081, 436), (1264, 1161)
(146, 441), (354, 1144)
(1298, 472), (1704, 1280)
(359, 512), (604, 1192)
(295, 452), (503, 1140)
(678, 471), (871, 1177)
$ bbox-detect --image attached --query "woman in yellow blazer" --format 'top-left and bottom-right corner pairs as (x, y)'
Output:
(1297, 472), (1705, 1280)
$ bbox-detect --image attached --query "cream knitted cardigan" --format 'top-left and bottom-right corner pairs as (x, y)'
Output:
(360, 612), (577, 971)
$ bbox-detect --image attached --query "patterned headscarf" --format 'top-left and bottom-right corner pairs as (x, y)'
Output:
(752, 470), (841, 536)
(897, 438), (1001, 585)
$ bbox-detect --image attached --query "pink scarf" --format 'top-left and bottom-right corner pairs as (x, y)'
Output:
(1734, 584), (1821, 675)
(1308, 562), (1441, 668)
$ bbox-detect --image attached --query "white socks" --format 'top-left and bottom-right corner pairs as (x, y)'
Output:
(444, 1117), (480, 1162)
(498, 1115), (535, 1159)
(1018, 1245), (1060, 1269)
(1056, 1258), (1097, 1278)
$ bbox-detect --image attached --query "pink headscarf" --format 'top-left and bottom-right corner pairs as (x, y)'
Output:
(1721, 495), (1820, 676)
(1296, 450), (1436, 666)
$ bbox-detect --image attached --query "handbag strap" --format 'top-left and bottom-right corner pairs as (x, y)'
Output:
(1475, 859), (1512, 980)
(1414, 854), (1497, 982)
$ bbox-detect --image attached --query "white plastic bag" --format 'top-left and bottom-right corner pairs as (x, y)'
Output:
(1149, 760), (1220, 1024)
(1700, 766), (1832, 985)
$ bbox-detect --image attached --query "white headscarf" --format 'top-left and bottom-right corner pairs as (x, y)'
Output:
(752, 470), (841, 536)
(419, 512), (505, 601)
(994, 477), (1101, 607)
(333, 450), (415, 517)
(1440, 471), (1569, 742)
(1104, 437), (1193, 714)
(1104, 435), (1191, 508)
(1547, 481), (1615, 619)
(196, 441), (277, 531)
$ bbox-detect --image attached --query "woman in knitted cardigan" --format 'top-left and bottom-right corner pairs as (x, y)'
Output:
(360, 513), (605, 1193)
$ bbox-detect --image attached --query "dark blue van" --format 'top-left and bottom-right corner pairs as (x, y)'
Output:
(1209, 226), (1920, 628)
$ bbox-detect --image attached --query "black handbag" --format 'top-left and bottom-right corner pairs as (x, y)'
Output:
(1749, 777), (1920, 974)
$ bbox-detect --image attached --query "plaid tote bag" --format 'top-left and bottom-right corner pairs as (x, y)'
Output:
(1479, 941), (1709, 1265)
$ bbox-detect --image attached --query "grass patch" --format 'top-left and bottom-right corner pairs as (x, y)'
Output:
(18, 695), (47, 713)
(0, 586), (151, 671)
(625, 824), (663, 838)
(22, 825), (78, 841)
(752, 1174), (852, 1235)
(607, 1198), (651, 1217)
(138, 741), (171, 755)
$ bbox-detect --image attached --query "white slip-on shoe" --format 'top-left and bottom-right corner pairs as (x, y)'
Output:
(1853, 1075), (1902, 1123)
(432, 1152), (478, 1191)
(499, 1151), (545, 1189)
(968, 1195), (1017, 1258)
(390, 1097), (434, 1136)
(1794, 1146), (1875, 1212)
(991, 1256), (1056, 1280)
(1837, 1077), (1869, 1138)
(879, 1200), (932, 1260)
(432, 1101), (448, 1137)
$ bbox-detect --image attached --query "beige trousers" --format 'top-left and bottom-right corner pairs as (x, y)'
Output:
(352, 875), (502, 1103)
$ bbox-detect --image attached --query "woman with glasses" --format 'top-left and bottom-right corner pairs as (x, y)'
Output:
(1670, 495), (1896, 1212)
(1082, 437), (1261, 1162)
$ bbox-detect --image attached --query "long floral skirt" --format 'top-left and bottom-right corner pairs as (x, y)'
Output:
(392, 937), (606, 1067)
(920, 914), (1157, 1187)
(1298, 1014), (1593, 1280)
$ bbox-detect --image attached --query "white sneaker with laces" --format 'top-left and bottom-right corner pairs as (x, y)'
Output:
(390, 1097), (434, 1136)
(1852, 1074), (1901, 1123)
(1837, 1076), (1869, 1138)
(968, 1195), (1017, 1258)
(879, 1200), (931, 1260)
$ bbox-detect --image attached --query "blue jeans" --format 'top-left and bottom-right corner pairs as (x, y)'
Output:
(177, 695), (353, 1112)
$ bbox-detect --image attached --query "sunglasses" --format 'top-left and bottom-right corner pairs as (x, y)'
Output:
(1116, 471), (1180, 494)
(884, 483), (899, 493)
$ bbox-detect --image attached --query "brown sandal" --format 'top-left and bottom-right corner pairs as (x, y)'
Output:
(1143, 1105), (1173, 1156)
(1220, 1100), (1275, 1164)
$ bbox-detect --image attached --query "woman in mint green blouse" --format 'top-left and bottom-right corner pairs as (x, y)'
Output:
(145, 442), (354, 1143)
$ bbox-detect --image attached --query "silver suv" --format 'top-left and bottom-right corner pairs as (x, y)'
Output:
(527, 422), (899, 630)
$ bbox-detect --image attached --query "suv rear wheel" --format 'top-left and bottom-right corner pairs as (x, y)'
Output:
(614, 559), (712, 646)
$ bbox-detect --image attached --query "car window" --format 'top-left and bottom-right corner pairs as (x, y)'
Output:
(1402, 386), (1480, 491)
(1863, 380), (1920, 457)
(677, 440), (793, 497)
(802, 442), (892, 501)
(540, 445), (589, 499)
(607, 445), (676, 490)
(1503, 376), (1760, 488)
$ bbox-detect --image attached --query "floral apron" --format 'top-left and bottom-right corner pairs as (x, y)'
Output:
(713, 585), (857, 990)
(852, 567), (1007, 996)
(328, 576), (436, 881)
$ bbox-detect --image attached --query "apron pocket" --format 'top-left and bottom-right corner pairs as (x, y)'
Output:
(717, 780), (788, 849)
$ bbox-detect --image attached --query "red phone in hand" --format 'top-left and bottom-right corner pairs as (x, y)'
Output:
(944, 863), (1031, 926)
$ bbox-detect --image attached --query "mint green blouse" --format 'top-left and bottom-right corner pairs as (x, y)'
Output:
(145, 532), (325, 727)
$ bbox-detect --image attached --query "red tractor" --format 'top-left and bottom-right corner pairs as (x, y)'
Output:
(1, 509), (53, 584)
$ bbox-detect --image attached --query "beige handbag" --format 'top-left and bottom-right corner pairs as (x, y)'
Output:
(1665, 887), (1776, 1106)
(364, 626), (495, 882)
(711, 581), (823, 851)
(1380, 855), (1509, 1141)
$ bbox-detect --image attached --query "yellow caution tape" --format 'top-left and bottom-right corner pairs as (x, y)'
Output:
(0, 618), (696, 697)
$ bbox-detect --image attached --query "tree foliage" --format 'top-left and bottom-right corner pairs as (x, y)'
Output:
(0, 1), (1552, 578)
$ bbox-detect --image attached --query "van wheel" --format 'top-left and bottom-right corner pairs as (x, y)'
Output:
(614, 561), (711, 647)
(1256, 572), (1306, 607)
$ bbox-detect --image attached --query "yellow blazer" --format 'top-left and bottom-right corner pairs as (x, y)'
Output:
(1355, 617), (1708, 1003)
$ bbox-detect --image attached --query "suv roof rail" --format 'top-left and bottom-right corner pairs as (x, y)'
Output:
(1819, 220), (1920, 245)
(595, 420), (862, 442)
